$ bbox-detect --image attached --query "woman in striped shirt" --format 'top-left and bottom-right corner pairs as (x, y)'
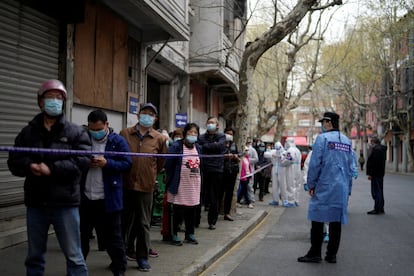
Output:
(165, 123), (202, 246)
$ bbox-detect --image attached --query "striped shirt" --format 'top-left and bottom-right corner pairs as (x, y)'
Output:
(167, 145), (201, 206)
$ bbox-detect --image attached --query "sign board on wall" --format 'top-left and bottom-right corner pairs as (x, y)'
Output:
(129, 93), (139, 114)
(175, 113), (188, 128)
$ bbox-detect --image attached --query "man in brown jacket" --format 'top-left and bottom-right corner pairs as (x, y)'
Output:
(120, 103), (167, 272)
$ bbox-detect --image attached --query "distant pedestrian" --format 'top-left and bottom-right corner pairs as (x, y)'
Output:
(237, 147), (254, 209)
(165, 123), (202, 246)
(284, 138), (302, 207)
(7, 79), (90, 275)
(366, 137), (387, 215)
(298, 111), (354, 264)
(264, 141), (288, 206)
(80, 109), (132, 276)
(358, 153), (365, 171)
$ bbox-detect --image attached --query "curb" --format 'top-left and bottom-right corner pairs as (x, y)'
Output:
(179, 210), (269, 276)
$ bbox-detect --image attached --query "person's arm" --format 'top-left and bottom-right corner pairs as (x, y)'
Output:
(103, 135), (132, 173)
(8, 127), (33, 177)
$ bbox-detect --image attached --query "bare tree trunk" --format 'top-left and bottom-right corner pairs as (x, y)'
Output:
(236, 0), (325, 147)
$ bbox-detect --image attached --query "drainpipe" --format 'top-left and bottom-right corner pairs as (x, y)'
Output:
(141, 37), (171, 102)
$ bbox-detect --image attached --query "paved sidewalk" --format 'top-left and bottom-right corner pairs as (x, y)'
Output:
(0, 198), (279, 275)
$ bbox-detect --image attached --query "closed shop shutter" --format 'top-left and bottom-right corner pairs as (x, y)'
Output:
(0, 0), (59, 211)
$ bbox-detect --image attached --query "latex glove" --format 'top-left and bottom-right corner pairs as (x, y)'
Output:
(303, 183), (310, 191)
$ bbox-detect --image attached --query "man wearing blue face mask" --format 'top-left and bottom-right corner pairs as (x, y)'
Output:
(8, 79), (91, 275)
(198, 117), (227, 230)
(80, 109), (132, 276)
(119, 103), (167, 272)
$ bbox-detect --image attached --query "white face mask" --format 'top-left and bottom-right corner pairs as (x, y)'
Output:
(207, 123), (217, 132)
(225, 134), (233, 142)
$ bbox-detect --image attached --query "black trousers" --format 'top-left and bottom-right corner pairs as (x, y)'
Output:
(221, 171), (238, 215)
(203, 170), (223, 226)
(80, 198), (126, 273)
(171, 204), (196, 238)
(308, 221), (341, 258)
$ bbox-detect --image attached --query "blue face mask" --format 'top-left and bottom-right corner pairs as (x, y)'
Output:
(174, 137), (182, 142)
(206, 123), (217, 132)
(321, 126), (327, 133)
(139, 114), (154, 127)
(186, 135), (197, 144)
(43, 98), (63, 117)
(90, 129), (107, 140)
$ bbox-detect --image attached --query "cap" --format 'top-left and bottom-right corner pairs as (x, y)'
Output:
(37, 79), (67, 99)
(318, 112), (340, 123)
(139, 103), (158, 115)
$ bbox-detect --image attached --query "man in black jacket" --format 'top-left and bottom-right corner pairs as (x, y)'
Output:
(198, 117), (227, 230)
(8, 79), (91, 275)
(366, 137), (387, 215)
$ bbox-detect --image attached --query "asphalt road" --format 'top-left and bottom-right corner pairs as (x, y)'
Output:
(204, 173), (414, 276)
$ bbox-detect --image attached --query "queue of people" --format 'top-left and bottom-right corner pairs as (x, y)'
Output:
(7, 79), (389, 274)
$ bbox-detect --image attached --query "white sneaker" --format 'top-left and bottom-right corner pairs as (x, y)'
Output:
(236, 203), (243, 208)
(248, 203), (254, 209)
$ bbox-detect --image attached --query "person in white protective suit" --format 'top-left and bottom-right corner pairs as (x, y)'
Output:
(284, 138), (302, 207)
(264, 142), (288, 206)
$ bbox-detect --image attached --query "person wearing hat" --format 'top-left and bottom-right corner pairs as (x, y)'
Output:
(8, 79), (91, 275)
(119, 103), (167, 272)
(298, 111), (354, 264)
(366, 136), (387, 215)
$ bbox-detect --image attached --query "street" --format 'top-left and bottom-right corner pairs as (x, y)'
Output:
(203, 173), (414, 276)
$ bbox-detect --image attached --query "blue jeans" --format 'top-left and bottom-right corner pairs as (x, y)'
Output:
(26, 206), (88, 276)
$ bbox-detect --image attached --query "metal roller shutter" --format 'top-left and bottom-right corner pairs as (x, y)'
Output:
(0, 0), (59, 211)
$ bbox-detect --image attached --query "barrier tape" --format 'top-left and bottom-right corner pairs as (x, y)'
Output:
(0, 146), (272, 177)
(0, 146), (224, 158)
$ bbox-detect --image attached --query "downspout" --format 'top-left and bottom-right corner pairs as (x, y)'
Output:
(142, 36), (171, 102)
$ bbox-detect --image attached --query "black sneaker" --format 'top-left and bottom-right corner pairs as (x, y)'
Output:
(297, 255), (322, 263)
(325, 255), (337, 263)
(185, 234), (199, 245)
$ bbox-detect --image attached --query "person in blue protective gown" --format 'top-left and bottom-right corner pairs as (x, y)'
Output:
(298, 112), (354, 264)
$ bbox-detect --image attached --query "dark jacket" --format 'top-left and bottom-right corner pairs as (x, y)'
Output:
(198, 132), (226, 172)
(81, 130), (132, 212)
(164, 140), (202, 195)
(224, 142), (239, 174)
(8, 113), (92, 207)
(366, 144), (387, 177)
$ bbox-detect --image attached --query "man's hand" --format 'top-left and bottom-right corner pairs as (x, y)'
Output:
(309, 188), (315, 197)
(30, 163), (51, 176)
(90, 156), (107, 168)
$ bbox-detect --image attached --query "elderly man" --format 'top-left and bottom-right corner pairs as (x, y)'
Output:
(8, 79), (91, 276)
(298, 112), (354, 264)
(120, 103), (167, 272)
